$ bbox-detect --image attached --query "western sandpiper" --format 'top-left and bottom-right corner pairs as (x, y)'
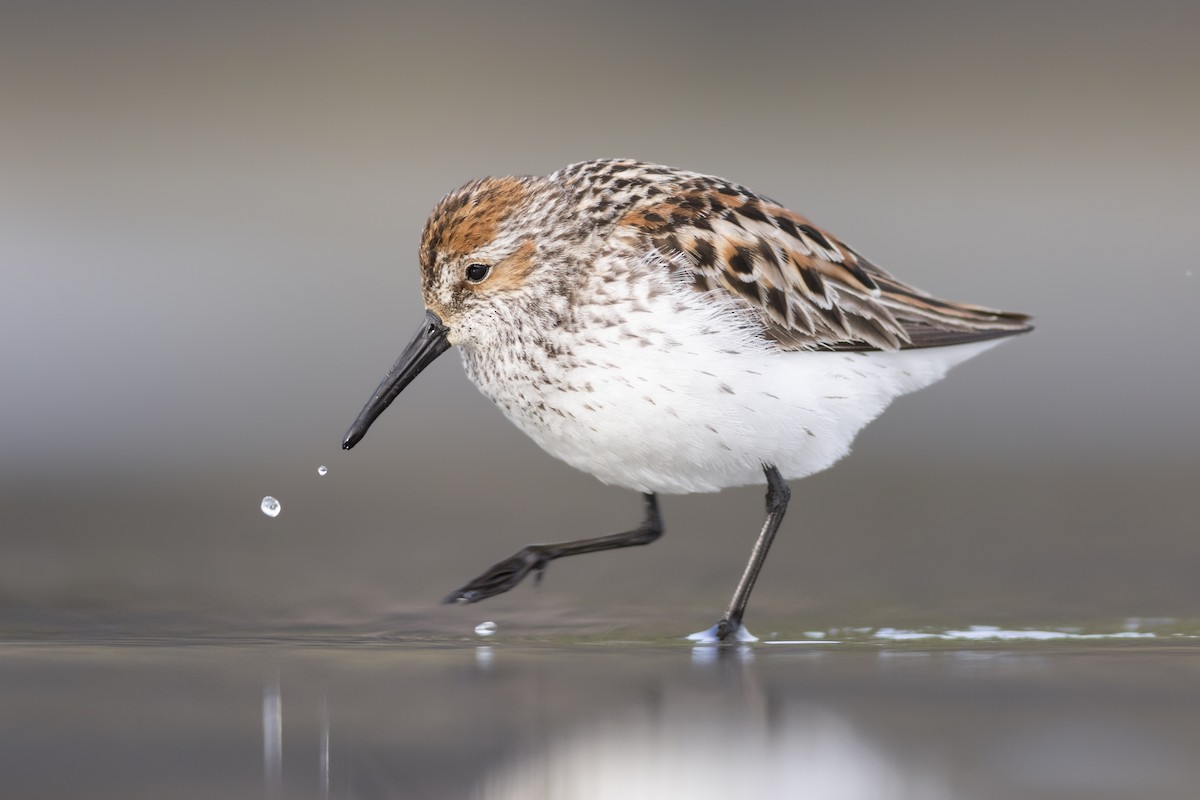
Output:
(343, 159), (1031, 641)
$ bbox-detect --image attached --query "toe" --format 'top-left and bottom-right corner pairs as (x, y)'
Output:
(443, 548), (546, 604)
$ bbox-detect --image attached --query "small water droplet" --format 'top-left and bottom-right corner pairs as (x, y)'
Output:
(1186, 269), (1193, 277)
(475, 621), (497, 637)
(317, 465), (328, 476)
(260, 496), (281, 517)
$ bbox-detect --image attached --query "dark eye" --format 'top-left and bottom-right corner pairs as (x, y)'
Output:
(465, 263), (491, 283)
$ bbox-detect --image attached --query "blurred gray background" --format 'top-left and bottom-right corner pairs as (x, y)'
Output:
(2, 0), (1197, 636)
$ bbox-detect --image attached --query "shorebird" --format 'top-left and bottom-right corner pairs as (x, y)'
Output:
(343, 159), (1031, 641)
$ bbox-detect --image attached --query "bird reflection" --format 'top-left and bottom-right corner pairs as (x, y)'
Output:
(320, 696), (330, 799)
(262, 679), (282, 799)
(475, 650), (949, 800)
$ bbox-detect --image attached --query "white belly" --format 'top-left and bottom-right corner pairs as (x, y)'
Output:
(463, 297), (1004, 494)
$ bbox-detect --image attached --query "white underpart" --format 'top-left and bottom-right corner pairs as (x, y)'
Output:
(462, 257), (1005, 495)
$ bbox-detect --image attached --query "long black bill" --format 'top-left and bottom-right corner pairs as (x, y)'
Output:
(342, 310), (451, 450)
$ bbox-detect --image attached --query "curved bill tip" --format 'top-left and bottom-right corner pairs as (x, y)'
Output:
(342, 311), (450, 450)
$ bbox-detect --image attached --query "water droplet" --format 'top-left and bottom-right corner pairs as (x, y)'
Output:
(475, 621), (497, 637)
(260, 496), (281, 517)
(317, 465), (328, 476)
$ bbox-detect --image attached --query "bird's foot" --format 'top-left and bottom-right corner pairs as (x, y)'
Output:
(686, 619), (759, 643)
(443, 545), (550, 604)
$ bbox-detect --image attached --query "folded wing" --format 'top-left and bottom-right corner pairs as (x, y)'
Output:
(616, 174), (1031, 351)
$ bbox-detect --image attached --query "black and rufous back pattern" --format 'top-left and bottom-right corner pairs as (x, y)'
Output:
(552, 159), (1031, 351)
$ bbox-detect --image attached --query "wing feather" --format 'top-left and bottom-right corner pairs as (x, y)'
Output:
(608, 168), (1031, 351)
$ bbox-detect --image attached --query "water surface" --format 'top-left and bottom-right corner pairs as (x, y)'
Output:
(4, 634), (1198, 799)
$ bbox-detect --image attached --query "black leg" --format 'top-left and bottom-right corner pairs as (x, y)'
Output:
(444, 493), (663, 604)
(713, 465), (790, 641)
